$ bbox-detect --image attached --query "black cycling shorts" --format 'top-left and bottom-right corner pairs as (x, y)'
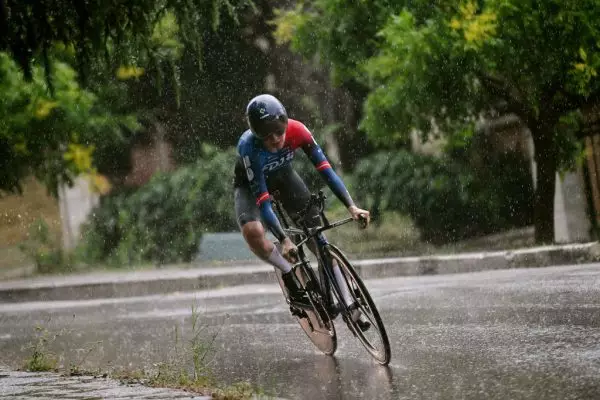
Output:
(234, 164), (320, 230)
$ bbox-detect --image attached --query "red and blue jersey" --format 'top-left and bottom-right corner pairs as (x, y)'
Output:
(236, 119), (354, 241)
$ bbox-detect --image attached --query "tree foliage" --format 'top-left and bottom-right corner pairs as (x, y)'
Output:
(0, 52), (138, 195)
(361, 0), (600, 142)
(353, 148), (533, 244)
(1, 0), (254, 195)
(1, 0), (254, 84)
(78, 146), (237, 265)
(275, 0), (600, 242)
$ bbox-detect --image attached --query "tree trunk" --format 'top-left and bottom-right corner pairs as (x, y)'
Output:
(334, 85), (373, 171)
(321, 89), (343, 169)
(531, 125), (557, 244)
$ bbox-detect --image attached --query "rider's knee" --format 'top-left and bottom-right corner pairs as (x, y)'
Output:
(241, 221), (272, 258)
(241, 221), (263, 244)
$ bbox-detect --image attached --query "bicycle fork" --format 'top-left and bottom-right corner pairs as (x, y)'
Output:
(318, 243), (354, 318)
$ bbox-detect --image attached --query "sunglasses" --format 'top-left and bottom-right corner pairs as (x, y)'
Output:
(258, 119), (287, 140)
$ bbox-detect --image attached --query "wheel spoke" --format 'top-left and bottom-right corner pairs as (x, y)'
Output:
(276, 266), (337, 356)
(327, 245), (391, 365)
(272, 200), (337, 356)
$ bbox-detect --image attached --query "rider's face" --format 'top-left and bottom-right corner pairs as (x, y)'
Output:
(263, 131), (286, 151)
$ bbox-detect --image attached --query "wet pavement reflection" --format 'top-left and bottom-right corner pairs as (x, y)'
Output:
(2, 264), (600, 399)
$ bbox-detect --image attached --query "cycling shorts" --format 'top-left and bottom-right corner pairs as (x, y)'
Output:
(234, 165), (320, 230)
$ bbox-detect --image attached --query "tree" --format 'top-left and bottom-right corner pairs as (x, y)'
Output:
(0, 0), (253, 194)
(272, 1), (390, 169)
(0, 52), (139, 196)
(1, 0), (253, 85)
(275, 0), (600, 243)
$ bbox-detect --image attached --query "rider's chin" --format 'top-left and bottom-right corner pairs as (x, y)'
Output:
(270, 142), (283, 151)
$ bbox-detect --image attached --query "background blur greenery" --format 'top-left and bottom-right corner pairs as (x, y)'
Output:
(1, 0), (598, 272)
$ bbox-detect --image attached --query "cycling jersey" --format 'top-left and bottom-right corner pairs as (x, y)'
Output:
(234, 119), (354, 241)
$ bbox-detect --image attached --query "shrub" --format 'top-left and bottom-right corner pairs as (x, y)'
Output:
(78, 148), (237, 265)
(19, 218), (74, 274)
(352, 150), (533, 244)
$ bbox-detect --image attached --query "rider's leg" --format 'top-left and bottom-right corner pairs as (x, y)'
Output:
(272, 167), (355, 308)
(235, 185), (308, 303)
(235, 186), (291, 273)
(241, 221), (290, 273)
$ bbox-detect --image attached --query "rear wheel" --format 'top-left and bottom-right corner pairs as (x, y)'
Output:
(327, 245), (391, 365)
(275, 264), (337, 355)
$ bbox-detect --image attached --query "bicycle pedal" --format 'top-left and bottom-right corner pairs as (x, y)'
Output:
(326, 304), (341, 319)
(289, 306), (306, 318)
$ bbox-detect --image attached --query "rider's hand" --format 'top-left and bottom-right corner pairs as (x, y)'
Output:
(348, 205), (370, 229)
(281, 237), (299, 263)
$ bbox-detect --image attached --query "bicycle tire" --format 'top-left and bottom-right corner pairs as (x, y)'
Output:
(326, 244), (391, 365)
(275, 265), (337, 356)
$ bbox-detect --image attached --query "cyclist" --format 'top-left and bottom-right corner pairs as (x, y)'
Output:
(233, 94), (371, 331)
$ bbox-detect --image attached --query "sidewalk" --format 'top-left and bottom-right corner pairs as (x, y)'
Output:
(1, 242), (599, 303)
(0, 366), (210, 399)
(0, 366), (287, 400)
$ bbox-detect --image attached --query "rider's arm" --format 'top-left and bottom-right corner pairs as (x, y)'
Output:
(257, 191), (288, 243)
(242, 153), (288, 242)
(294, 122), (355, 208)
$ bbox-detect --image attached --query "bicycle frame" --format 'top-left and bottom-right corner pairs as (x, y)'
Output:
(273, 191), (391, 365)
(272, 190), (356, 317)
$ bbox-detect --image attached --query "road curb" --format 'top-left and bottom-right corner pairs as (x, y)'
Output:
(0, 265), (275, 303)
(1, 242), (598, 303)
(353, 242), (600, 279)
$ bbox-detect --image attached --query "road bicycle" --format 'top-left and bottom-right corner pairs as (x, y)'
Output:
(272, 190), (391, 365)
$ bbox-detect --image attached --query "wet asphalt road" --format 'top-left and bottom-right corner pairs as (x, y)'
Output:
(2, 263), (600, 399)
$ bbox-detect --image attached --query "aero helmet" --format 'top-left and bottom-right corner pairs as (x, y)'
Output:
(246, 94), (288, 139)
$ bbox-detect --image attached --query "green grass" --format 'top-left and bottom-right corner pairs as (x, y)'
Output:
(140, 303), (274, 399)
(22, 326), (60, 372)
(21, 304), (273, 399)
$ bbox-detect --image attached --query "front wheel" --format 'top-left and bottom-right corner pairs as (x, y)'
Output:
(327, 245), (391, 365)
(275, 264), (337, 356)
